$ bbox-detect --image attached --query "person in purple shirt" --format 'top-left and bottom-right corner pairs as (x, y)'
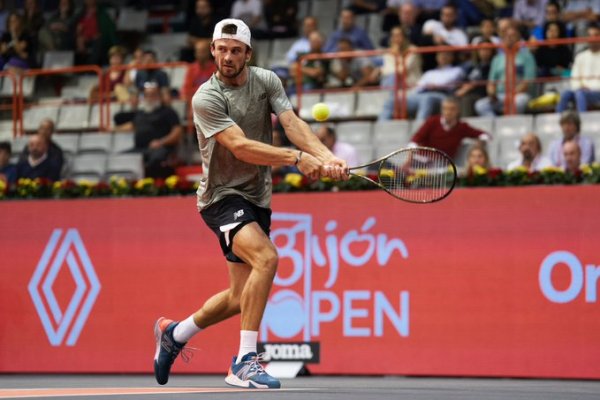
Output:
(547, 111), (595, 167)
(323, 8), (374, 53)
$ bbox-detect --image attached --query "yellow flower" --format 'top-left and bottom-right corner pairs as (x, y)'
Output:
(581, 164), (592, 175)
(165, 175), (179, 189)
(53, 181), (62, 190)
(380, 168), (395, 178)
(473, 165), (487, 175)
(541, 166), (563, 174)
(510, 166), (528, 173)
(0, 179), (6, 195)
(284, 173), (303, 188)
(134, 177), (154, 189)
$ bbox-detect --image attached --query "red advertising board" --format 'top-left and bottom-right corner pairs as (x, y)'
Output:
(1, 186), (599, 378)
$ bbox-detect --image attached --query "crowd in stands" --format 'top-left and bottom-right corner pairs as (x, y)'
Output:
(0, 0), (599, 184)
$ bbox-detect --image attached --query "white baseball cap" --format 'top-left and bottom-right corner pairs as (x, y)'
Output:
(212, 18), (252, 49)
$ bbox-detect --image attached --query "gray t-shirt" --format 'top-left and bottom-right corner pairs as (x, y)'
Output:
(192, 66), (293, 211)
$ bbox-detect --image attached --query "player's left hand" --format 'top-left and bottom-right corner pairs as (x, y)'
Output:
(322, 157), (349, 181)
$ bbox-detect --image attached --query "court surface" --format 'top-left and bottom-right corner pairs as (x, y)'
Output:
(1, 375), (599, 400)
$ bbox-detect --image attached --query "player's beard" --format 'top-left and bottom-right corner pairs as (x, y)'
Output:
(218, 61), (246, 79)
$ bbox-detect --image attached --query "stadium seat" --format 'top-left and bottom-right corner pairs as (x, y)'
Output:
(367, 13), (384, 46)
(168, 66), (187, 92)
(296, 93), (322, 120)
(579, 111), (600, 134)
(311, 0), (338, 18)
(462, 116), (495, 135)
(105, 153), (144, 180)
(78, 133), (112, 154)
(171, 100), (187, 121)
(23, 105), (60, 132)
(297, 0), (311, 20)
(374, 143), (400, 158)
(355, 89), (389, 118)
(53, 133), (80, 156)
(253, 39), (271, 68)
(11, 135), (29, 155)
(335, 121), (373, 144)
(534, 113), (561, 137)
(323, 92), (356, 118)
(56, 104), (91, 131)
(147, 33), (187, 62)
(497, 136), (522, 168)
(112, 133), (135, 153)
(269, 38), (297, 68)
(494, 115), (534, 137)
(117, 8), (148, 31)
(2, 76), (35, 98)
(42, 51), (75, 70)
(69, 154), (108, 181)
(373, 120), (412, 147)
(353, 143), (374, 165)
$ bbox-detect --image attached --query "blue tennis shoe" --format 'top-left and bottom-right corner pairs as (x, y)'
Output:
(225, 352), (281, 389)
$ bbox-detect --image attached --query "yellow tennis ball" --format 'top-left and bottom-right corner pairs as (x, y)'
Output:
(312, 102), (330, 122)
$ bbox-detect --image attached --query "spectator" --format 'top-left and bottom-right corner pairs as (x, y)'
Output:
(533, 21), (572, 78)
(180, 0), (216, 62)
(264, 0), (298, 38)
(38, 0), (77, 52)
(75, 0), (117, 66)
(562, 0), (600, 34)
(547, 111), (595, 167)
(346, 0), (386, 15)
(377, 26), (423, 120)
(323, 8), (374, 52)
(181, 39), (216, 100)
(562, 140), (583, 174)
(513, 0), (548, 32)
(0, 0), (8, 37)
(207, 0), (235, 21)
(455, 40), (496, 116)
(127, 47), (144, 89)
(231, 0), (267, 36)
(556, 23), (600, 112)
(22, 0), (44, 40)
(404, 50), (464, 121)
(0, 12), (35, 72)
(114, 82), (183, 178)
(290, 31), (329, 91)
(496, 17), (518, 40)
(507, 132), (552, 171)
(471, 18), (500, 45)
(408, 97), (491, 160)
(413, 0), (448, 23)
(474, 26), (536, 116)
(134, 49), (171, 104)
(315, 124), (359, 167)
(0, 141), (16, 185)
(530, 1), (570, 40)
(398, 2), (425, 47)
(18, 119), (64, 171)
(89, 45), (133, 103)
(328, 38), (377, 88)
(464, 143), (491, 175)
(16, 134), (62, 181)
(421, 4), (468, 47)
(286, 16), (318, 64)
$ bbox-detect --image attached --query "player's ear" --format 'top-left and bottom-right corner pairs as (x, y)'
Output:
(245, 46), (252, 63)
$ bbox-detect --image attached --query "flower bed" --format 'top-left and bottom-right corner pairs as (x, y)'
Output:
(1, 164), (600, 200)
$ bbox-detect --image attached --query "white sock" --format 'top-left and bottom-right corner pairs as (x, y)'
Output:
(172, 315), (202, 344)
(236, 330), (258, 364)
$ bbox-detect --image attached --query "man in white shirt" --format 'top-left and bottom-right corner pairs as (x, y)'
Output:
(315, 124), (360, 167)
(286, 16), (318, 64)
(507, 132), (552, 171)
(422, 4), (468, 47)
(562, 140), (583, 174)
(556, 22), (600, 112)
(405, 51), (464, 120)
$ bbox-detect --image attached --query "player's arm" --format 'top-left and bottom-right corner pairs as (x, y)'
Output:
(214, 124), (323, 180)
(278, 109), (348, 180)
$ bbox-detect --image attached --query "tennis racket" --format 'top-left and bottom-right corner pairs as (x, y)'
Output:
(348, 146), (457, 203)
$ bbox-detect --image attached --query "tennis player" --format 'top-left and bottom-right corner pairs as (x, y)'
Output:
(153, 18), (347, 389)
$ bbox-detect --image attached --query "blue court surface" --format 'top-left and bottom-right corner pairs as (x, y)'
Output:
(1, 375), (599, 400)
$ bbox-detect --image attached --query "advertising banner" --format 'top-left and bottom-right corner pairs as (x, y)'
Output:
(1, 186), (599, 378)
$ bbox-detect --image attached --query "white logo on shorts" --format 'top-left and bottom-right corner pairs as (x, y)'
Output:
(234, 209), (244, 220)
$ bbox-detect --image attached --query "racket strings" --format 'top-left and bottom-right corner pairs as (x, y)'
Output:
(379, 148), (455, 203)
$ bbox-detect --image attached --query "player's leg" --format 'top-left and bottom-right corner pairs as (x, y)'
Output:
(224, 222), (281, 389)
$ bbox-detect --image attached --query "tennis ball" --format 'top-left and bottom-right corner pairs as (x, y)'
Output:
(312, 102), (330, 122)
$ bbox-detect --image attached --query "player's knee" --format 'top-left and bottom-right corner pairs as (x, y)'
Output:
(256, 248), (278, 277)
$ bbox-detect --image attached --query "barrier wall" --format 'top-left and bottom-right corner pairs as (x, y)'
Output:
(1, 186), (599, 378)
